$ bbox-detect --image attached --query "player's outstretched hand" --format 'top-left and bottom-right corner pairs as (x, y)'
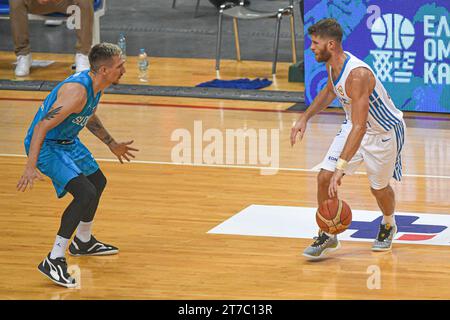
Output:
(17, 166), (44, 192)
(109, 140), (139, 164)
(290, 118), (308, 147)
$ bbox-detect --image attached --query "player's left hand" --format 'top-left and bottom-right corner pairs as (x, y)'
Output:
(328, 169), (345, 198)
(108, 140), (139, 164)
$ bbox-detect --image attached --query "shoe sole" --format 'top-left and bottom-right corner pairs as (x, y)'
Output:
(372, 245), (393, 252)
(372, 228), (397, 252)
(37, 266), (77, 289)
(69, 249), (119, 257)
(15, 72), (30, 77)
(372, 232), (396, 252)
(302, 241), (341, 260)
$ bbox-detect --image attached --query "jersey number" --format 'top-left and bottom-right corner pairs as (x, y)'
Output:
(72, 116), (90, 127)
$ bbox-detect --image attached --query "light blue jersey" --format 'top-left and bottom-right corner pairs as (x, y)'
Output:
(25, 70), (102, 147)
(24, 70), (102, 198)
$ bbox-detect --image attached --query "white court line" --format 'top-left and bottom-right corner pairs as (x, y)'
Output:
(1, 153), (449, 179)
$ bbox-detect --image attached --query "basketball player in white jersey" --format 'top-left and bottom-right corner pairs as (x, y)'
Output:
(291, 18), (406, 259)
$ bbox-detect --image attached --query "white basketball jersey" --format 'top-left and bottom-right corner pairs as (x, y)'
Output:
(329, 51), (403, 134)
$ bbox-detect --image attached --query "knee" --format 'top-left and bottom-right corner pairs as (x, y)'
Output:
(76, 183), (97, 207)
(90, 170), (107, 195)
(370, 185), (389, 197)
(96, 173), (107, 194)
(370, 187), (381, 197)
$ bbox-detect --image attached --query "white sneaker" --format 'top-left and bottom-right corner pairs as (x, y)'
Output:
(44, 19), (63, 26)
(15, 54), (32, 77)
(75, 53), (90, 72)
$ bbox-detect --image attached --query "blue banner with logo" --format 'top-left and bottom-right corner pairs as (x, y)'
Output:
(304, 0), (449, 113)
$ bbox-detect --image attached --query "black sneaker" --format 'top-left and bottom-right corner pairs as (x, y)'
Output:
(37, 253), (77, 288)
(69, 235), (119, 256)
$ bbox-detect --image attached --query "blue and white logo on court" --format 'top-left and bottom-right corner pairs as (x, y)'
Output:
(209, 205), (450, 246)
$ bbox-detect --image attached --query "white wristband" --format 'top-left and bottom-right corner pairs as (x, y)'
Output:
(336, 158), (348, 171)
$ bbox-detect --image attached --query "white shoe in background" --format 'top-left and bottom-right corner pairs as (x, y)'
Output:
(44, 19), (63, 26)
(15, 54), (32, 77)
(75, 53), (90, 72)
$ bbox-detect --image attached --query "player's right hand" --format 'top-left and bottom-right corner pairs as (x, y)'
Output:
(290, 118), (308, 147)
(17, 166), (44, 192)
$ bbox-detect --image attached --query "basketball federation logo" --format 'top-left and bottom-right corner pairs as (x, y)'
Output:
(370, 13), (417, 83)
(337, 85), (345, 96)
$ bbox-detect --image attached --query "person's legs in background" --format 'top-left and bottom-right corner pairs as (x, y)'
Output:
(9, 0), (33, 76)
(9, 0), (93, 76)
(70, 0), (93, 71)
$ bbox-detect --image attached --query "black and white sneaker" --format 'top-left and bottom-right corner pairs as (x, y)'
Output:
(69, 235), (119, 256)
(37, 253), (77, 288)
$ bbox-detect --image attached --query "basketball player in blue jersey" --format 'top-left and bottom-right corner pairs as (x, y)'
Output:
(291, 19), (406, 259)
(16, 43), (138, 287)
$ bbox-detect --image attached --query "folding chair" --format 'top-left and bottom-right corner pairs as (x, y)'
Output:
(215, 0), (297, 74)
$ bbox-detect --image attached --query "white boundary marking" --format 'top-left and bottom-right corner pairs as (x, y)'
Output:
(1, 153), (449, 179)
(310, 163), (322, 171)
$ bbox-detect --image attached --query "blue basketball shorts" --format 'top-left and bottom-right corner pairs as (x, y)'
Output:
(25, 138), (99, 198)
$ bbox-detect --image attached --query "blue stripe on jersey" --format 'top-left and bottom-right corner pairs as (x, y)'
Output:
(392, 122), (405, 181)
(370, 95), (396, 126)
(369, 92), (400, 131)
(379, 107), (399, 126)
(333, 54), (350, 86)
(369, 97), (391, 131)
(393, 125), (400, 180)
(369, 102), (391, 129)
(368, 105), (390, 131)
(372, 91), (400, 126)
(376, 103), (398, 127)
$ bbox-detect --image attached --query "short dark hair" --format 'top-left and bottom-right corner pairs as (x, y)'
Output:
(88, 43), (122, 72)
(308, 18), (343, 43)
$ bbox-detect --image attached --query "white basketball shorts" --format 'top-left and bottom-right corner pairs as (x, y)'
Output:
(320, 121), (406, 190)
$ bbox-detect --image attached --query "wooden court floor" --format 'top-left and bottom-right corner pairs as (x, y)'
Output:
(1, 88), (449, 300)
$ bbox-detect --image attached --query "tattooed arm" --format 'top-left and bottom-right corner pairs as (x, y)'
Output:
(17, 83), (87, 192)
(86, 114), (139, 164)
(86, 114), (116, 146)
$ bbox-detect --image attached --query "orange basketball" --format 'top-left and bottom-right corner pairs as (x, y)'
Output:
(316, 198), (352, 235)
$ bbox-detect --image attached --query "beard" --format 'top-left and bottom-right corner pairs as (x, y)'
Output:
(315, 50), (331, 63)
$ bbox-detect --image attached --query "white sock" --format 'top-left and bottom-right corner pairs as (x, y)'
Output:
(324, 231), (335, 238)
(382, 214), (396, 226)
(50, 235), (69, 259)
(76, 221), (93, 243)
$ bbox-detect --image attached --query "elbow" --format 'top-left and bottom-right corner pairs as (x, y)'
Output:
(34, 121), (43, 133)
(34, 121), (50, 136)
(353, 124), (367, 135)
